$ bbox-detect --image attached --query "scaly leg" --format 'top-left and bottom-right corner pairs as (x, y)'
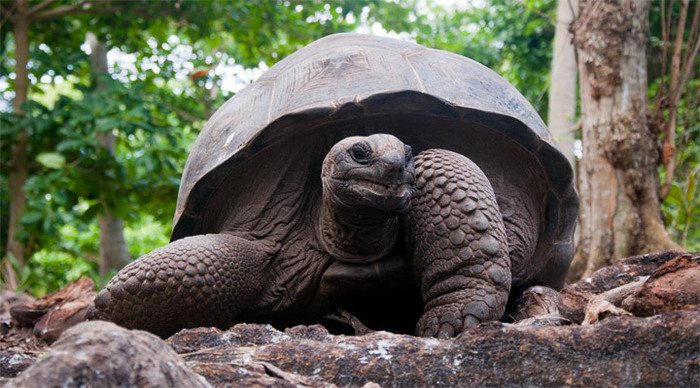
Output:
(88, 234), (275, 337)
(405, 149), (511, 338)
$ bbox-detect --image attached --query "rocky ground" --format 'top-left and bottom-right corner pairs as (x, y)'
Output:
(1, 251), (699, 387)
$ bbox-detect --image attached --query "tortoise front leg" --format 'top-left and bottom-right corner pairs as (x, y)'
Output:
(88, 234), (275, 337)
(405, 149), (511, 338)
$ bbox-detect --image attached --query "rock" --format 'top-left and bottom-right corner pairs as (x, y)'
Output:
(511, 285), (561, 321)
(0, 289), (44, 378)
(9, 278), (95, 343)
(5, 321), (210, 387)
(166, 313), (699, 387)
(167, 323), (331, 352)
(167, 324), (339, 387)
(0, 351), (35, 379)
(622, 254), (700, 316)
(186, 360), (334, 387)
(558, 251), (689, 323)
(2, 251), (699, 387)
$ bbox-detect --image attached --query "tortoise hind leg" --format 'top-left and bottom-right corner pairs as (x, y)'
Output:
(88, 234), (275, 337)
(405, 149), (511, 338)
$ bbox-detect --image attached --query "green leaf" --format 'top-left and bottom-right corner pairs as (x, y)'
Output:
(21, 212), (43, 224)
(36, 152), (66, 169)
(95, 117), (121, 132)
(80, 203), (102, 222)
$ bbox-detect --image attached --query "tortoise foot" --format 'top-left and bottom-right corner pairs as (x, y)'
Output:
(406, 149), (511, 338)
(88, 234), (274, 337)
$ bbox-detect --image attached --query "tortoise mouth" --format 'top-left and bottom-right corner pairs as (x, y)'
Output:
(335, 176), (410, 193)
(329, 176), (414, 214)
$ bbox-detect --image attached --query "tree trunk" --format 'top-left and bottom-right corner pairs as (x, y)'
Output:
(87, 33), (131, 275)
(3, 0), (30, 289)
(568, 0), (682, 281)
(547, 0), (578, 166)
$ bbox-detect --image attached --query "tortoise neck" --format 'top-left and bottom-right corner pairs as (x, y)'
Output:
(317, 201), (398, 264)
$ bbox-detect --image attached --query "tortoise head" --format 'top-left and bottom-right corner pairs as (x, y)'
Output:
(322, 134), (415, 217)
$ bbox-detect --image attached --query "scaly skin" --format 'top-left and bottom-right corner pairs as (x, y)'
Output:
(90, 136), (515, 339)
(406, 149), (511, 338)
(88, 234), (276, 337)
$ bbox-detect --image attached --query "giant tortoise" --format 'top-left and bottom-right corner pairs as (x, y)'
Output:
(89, 33), (578, 338)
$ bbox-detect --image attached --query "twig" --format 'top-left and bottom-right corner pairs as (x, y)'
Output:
(30, 0), (114, 22)
(261, 362), (315, 386)
(582, 276), (649, 325)
(0, 1), (18, 28)
(517, 0), (555, 25)
(669, 0), (690, 98)
(654, 0), (671, 115)
(676, 38), (700, 104)
(28, 0), (54, 16)
(163, 102), (204, 123)
(685, 0), (700, 48)
(661, 0), (691, 199)
(324, 308), (373, 335)
(678, 3), (700, 99)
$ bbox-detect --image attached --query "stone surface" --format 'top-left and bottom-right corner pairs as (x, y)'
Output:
(511, 285), (561, 322)
(558, 250), (689, 323)
(0, 290), (44, 378)
(0, 351), (35, 380)
(9, 278), (95, 343)
(622, 254), (700, 316)
(165, 313), (699, 387)
(1, 251), (699, 387)
(4, 321), (210, 387)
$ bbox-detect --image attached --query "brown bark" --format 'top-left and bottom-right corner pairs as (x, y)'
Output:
(547, 0), (578, 166)
(87, 33), (131, 275)
(3, 0), (30, 289)
(568, 0), (682, 281)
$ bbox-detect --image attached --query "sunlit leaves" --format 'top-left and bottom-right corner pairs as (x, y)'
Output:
(36, 152), (66, 169)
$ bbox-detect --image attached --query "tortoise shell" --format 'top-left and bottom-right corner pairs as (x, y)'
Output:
(172, 33), (578, 290)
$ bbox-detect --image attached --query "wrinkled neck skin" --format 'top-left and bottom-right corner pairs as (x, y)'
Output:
(318, 190), (399, 264)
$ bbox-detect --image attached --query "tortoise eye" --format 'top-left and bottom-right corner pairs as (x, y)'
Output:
(348, 143), (372, 164)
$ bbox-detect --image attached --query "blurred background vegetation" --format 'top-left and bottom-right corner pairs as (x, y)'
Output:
(0, 0), (697, 296)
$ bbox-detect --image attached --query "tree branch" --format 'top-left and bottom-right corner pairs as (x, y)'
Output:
(517, 0), (555, 25)
(0, 1), (18, 28)
(654, 0), (671, 114)
(28, 0), (54, 16)
(689, 1), (700, 38)
(681, 1), (700, 71)
(163, 102), (204, 123)
(31, 1), (88, 21)
(30, 0), (115, 22)
(660, 0), (690, 199)
(675, 37), (700, 103)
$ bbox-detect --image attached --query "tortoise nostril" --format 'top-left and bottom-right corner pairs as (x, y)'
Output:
(388, 165), (404, 178)
(382, 154), (406, 180)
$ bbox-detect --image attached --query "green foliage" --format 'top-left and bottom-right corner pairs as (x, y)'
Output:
(12, 219), (102, 297)
(14, 214), (171, 296)
(17, 244), (100, 298)
(124, 215), (170, 258)
(647, 1), (700, 250)
(658, 78), (700, 251)
(1, 75), (195, 256)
